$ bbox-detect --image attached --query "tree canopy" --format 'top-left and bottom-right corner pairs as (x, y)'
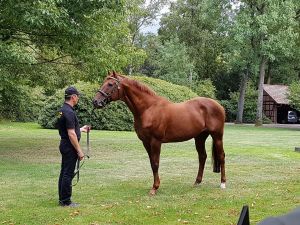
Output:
(1, 0), (300, 124)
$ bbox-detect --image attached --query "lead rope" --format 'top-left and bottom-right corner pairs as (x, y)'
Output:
(72, 127), (90, 186)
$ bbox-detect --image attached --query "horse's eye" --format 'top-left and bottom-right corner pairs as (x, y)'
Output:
(108, 83), (113, 87)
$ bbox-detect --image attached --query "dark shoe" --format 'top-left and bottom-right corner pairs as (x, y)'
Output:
(59, 201), (80, 207)
(66, 202), (80, 207)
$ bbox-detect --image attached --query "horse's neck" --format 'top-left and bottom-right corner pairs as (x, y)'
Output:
(121, 80), (161, 117)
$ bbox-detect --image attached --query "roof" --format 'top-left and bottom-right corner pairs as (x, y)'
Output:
(263, 84), (289, 105)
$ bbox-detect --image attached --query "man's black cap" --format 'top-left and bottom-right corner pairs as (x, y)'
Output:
(65, 86), (80, 97)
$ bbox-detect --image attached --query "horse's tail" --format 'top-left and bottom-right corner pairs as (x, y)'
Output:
(212, 142), (221, 173)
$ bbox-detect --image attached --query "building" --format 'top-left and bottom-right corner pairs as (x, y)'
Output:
(263, 84), (298, 123)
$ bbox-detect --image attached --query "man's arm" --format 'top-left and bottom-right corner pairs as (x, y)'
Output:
(67, 128), (84, 160)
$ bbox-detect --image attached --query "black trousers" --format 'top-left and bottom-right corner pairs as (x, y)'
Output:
(58, 140), (78, 204)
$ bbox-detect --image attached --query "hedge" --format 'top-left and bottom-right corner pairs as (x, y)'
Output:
(0, 83), (45, 122)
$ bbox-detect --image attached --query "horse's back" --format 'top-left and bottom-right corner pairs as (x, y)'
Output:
(153, 97), (225, 142)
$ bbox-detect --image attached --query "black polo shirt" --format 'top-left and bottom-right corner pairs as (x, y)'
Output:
(58, 103), (81, 143)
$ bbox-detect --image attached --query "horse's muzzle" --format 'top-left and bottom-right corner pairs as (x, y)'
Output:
(93, 98), (110, 109)
(93, 99), (104, 109)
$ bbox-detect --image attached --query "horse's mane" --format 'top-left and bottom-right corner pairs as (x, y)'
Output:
(120, 75), (157, 97)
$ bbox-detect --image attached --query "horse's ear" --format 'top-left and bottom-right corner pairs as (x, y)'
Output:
(112, 71), (117, 77)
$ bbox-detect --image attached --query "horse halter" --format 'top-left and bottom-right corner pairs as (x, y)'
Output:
(96, 76), (121, 107)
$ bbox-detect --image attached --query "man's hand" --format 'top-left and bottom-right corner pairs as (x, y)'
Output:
(78, 150), (84, 161)
(80, 125), (91, 133)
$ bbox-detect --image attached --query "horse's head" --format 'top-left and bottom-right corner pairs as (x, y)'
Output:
(93, 71), (122, 108)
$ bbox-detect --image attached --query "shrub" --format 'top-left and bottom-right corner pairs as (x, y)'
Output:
(38, 81), (133, 130)
(132, 76), (197, 102)
(38, 76), (198, 131)
(0, 82), (45, 122)
(192, 79), (216, 99)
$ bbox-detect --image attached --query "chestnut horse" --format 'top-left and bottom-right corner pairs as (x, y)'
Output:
(93, 72), (226, 195)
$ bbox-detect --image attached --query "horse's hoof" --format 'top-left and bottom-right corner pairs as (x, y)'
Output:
(149, 188), (157, 196)
(220, 182), (226, 189)
(194, 182), (201, 187)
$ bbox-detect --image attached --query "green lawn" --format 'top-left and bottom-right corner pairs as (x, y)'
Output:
(0, 122), (299, 225)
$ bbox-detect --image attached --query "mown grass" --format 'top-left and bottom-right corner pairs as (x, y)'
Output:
(0, 121), (299, 225)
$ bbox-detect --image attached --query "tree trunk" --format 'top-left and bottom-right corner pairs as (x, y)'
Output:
(255, 57), (267, 126)
(266, 60), (271, 84)
(236, 69), (249, 124)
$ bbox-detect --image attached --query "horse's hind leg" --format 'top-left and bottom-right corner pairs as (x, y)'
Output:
(211, 132), (226, 189)
(194, 131), (209, 186)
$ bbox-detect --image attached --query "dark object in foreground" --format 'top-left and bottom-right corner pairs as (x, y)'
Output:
(237, 205), (300, 225)
(257, 207), (300, 225)
(237, 205), (250, 225)
(295, 147), (300, 152)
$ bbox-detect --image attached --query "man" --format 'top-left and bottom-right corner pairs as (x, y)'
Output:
(57, 86), (90, 207)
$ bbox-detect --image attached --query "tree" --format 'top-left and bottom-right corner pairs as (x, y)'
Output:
(152, 37), (195, 85)
(224, 0), (264, 123)
(125, 0), (167, 74)
(252, 0), (298, 125)
(138, 34), (161, 76)
(0, 0), (148, 120)
(288, 82), (300, 111)
(222, 81), (258, 123)
(159, 0), (231, 81)
(0, 0), (125, 72)
(227, 0), (299, 125)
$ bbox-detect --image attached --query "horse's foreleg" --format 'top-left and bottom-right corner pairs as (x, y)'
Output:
(194, 131), (209, 186)
(143, 139), (161, 195)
